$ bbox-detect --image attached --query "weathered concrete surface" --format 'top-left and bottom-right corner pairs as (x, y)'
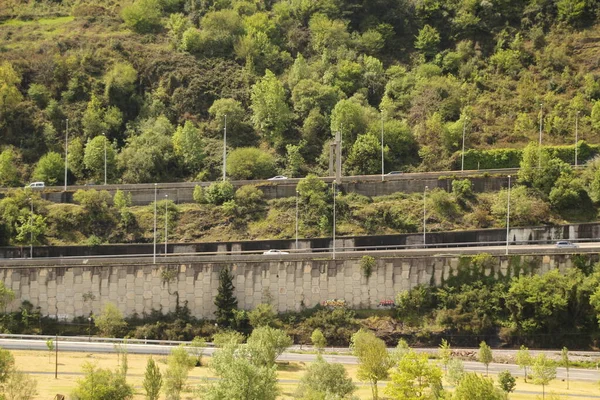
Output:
(0, 253), (593, 320)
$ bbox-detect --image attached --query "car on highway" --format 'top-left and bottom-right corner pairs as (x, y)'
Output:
(555, 240), (578, 248)
(267, 175), (288, 180)
(25, 182), (45, 189)
(385, 171), (403, 175)
(262, 249), (289, 255)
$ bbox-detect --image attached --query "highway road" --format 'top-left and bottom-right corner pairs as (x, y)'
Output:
(1, 338), (599, 382)
(2, 241), (599, 266)
(7, 167), (519, 194)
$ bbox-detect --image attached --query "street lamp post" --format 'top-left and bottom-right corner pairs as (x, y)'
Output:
(103, 133), (107, 185)
(164, 194), (168, 257)
(381, 112), (385, 181)
(29, 198), (33, 259)
(332, 181), (336, 260)
(461, 117), (468, 171)
(575, 111), (580, 167)
(506, 175), (511, 255)
(538, 103), (543, 169)
(64, 119), (68, 191)
(153, 184), (157, 264)
(423, 186), (428, 248)
(222, 115), (227, 181)
(87, 317), (93, 342)
(295, 190), (299, 250)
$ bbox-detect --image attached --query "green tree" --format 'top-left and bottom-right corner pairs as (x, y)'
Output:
(15, 213), (46, 248)
(0, 348), (15, 383)
(164, 345), (194, 400)
(246, 326), (293, 368)
(557, 0), (586, 24)
(516, 345), (532, 383)
(346, 133), (386, 175)
(212, 331), (245, 348)
(478, 341), (493, 376)
(204, 342), (278, 400)
(296, 356), (356, 399)
(121, 0), (163, 33)
(311, 328), (327, 353)
(173, 121), (204, 175)
(32, 152), (63, 185)
(385, 349), (442, 400)
(351, 329), (392, 400)
(453, 372), (503, 400)
(28, 83), (51, 109)
(82, 95), (123, 139)
(498, 370), (516, 397)
(207, 98), (254, 147)
(0, 148), (20, 187)
(308, 13), (350, 54)
(143, 358), (162, 400)
(0, 62), (23, 114)
(296, 174), (332, 236)
(415, 25), (440, 60)
(189, 337), (206, 366)
(284, 143), (305, 178)
(94, 302), (127, 337)
(446, 357), (465, 386)
(531, 354), (557, 400)
(226, 147), (277, 180)
(118, 116), (176, 183)
(83, 135), (116, 183)
(561, 347), (570, 389)
(46, 339), (54, 363)
(330, 98), (371, 145)
(250, 70), (293, 148)
(248, 303), (278, 328)
(438, 339), (452, 374)
(214, 267), (238, 328)
(104, 62), (138, 106)
(193, 185), (205, 204)
(71, 362), (134, 400)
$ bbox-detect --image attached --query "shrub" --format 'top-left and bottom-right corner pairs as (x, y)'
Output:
(121, 0), (162, 34)
(205, 181), (235, 205)
(193, 185), (205, 204)
(226, 147), (277, 180)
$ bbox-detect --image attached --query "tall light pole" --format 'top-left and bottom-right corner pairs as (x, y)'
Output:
(423, 186), (428, 248)
(164, 194), (168, 257)
(153, 184), (157, 264)
(461, 117), (468, 171)
(103, 133), (107, 185)
(29, 198), (33, 259)
(332, 181), (336, 260)
(381, 112), (385, 181)
(538, 103), (543, 169)
(222, 114), (227, 181)
(575, 111), (580, 167)
(506, 175), (511, 255)
(64, 119), (68, 191)
(295, 190), (299, 250)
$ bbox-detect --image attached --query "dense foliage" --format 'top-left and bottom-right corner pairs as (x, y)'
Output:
(2, 0), (600, 187)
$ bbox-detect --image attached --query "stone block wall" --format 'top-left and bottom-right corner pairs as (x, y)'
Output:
(0, 253), (590, 320)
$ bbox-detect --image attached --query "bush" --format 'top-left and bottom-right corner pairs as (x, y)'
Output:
(121, 0), (162, 34)
(226, 147), (277, 180)
(193, 185), (205, 204)
(205, 181), (235, 205)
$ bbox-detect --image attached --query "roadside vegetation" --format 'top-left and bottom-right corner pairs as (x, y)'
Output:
(2, 147), (600, 246)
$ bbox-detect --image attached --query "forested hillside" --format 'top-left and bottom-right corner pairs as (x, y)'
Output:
(2, 0), (600, 186)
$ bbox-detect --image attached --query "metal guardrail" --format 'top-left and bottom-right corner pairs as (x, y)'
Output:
(2, 238), (592, 262)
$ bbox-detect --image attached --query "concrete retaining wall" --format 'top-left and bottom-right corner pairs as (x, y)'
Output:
(0, 253), (590, 320)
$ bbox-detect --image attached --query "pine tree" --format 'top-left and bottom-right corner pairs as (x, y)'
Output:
(214, 267), (238, 328)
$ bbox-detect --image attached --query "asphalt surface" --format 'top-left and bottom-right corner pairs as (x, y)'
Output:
(2, 338), (600, 383)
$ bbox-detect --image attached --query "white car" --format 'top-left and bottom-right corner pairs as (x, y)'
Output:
(267, 175), (288, 180)
(555, 241), (578, 248)
(262, 249), (289, 255)
(25, 182), (45, 189)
